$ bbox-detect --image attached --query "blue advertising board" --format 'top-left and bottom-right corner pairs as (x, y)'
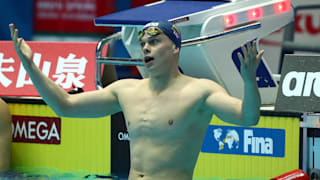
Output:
(201, 125), (285, 157)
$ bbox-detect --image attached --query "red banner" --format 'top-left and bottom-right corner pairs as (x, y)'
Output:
(34, 0), (115, 33)
(131, 0), (160, 8)
(0, 41), (100, 97)
(12, 115), (61, 144)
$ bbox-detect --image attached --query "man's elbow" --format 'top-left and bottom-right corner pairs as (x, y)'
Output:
(52, 108), (68, 117)
(55, 110), (67, 117)
(244, 116), (260, 126)
(49, 102), (74, 118)
(246, 121), (259, 127)
(54, 106), (77, 118)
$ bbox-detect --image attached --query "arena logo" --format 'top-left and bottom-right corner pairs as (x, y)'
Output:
(282, 71), (320, 97)
(11, 115), (61, 144)
(275, 55), (320, 112)
(201, 125), (285, 157)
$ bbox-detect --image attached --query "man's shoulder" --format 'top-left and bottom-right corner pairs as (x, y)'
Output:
(115, 78), (143, 85)
(185, 77), (226, 95)
(107, 78), (145, 91)
(187, 77), (220, 88)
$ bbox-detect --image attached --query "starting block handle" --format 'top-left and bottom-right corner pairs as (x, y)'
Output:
(181, 21), (261, 47)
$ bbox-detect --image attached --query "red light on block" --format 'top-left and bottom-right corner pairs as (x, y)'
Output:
(224, 14), (237, 27)
(248, 7), (263, 21)
(274, 0), (291, 14)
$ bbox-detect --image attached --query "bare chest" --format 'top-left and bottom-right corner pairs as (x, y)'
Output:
(118, 90), (210, 139)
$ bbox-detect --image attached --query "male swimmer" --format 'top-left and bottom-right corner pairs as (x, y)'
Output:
(9, 20), (263, 180)
(0, 98), (11, 170)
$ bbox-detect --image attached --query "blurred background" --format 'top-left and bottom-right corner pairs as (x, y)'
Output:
(1, 0), (320, 179)
(0, 0), (162, 80)
(1, 0), (320, 80)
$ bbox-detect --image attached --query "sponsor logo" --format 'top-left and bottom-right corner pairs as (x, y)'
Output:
(201, 125), (285, 157)
(275, 54), (320, 112)
(118, 131), (130, 141)
(0, 41), (97, 97)
(145, 22), (159, 28)
(232, 42), (277, 88)
(171, 17), (190, 24)
(296, 13), (320, 35)
(12, 115), (61, 144)
(244, 129), (273, 154)
(282, 71), (320, 97)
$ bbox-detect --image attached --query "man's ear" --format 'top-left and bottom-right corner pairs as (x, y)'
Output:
(172, 44), (180, 54)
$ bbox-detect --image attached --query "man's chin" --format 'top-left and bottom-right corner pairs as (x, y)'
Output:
(145, 64), (154, 70)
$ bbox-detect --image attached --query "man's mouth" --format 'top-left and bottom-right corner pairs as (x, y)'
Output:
(144, 56), (154, 63)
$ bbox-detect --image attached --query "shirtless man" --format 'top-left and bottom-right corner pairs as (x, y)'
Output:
(0, 98), (11, 170)
(10, 20), (263, 180)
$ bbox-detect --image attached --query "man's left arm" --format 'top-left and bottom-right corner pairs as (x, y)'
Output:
(238, 40), (264, 126)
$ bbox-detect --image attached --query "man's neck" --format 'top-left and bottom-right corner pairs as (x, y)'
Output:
(148, 69), (181, 94)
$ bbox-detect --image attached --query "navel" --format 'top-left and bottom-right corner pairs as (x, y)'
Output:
(168, 119), (173, 125)
(127, 121), (130, 126)
(139, 174), (144, 178)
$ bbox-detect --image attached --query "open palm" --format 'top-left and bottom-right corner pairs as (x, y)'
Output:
(237, 40), (264, 82)
(9, 23), (33, 63)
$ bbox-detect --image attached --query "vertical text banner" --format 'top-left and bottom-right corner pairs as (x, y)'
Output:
(0, 41), (98, 97)
(275, 54), (320, 112)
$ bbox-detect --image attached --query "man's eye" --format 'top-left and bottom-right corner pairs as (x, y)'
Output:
(149, 39), (159, 45)
(140, 42), (145, 47)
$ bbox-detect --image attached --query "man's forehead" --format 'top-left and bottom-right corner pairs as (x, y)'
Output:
(139, 32), (165, 41)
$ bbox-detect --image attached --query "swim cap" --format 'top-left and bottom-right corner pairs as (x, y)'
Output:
(138, 20), (181, 49)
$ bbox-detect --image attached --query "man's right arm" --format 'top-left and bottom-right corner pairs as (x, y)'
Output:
(9, 24), (121, 118)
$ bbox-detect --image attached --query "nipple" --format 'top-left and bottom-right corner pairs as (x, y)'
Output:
(168, 119), (173, 125)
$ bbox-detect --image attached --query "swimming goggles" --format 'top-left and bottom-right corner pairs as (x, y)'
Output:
(138, 27), (163, 40)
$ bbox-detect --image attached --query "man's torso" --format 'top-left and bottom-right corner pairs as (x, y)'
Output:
(113, 76), (214, 180)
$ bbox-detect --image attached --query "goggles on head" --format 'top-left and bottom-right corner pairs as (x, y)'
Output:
(138, 27), (163, 40)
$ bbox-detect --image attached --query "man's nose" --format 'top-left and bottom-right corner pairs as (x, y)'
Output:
(142, 44), (150, 55)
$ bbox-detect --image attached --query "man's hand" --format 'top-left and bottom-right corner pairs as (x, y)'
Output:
(237, 40), (264, 82)
(9, 23), (33, 63)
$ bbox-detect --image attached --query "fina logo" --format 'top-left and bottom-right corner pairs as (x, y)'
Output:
(243, 129), (273, 154)
(213, 128), (239, 151)
(202, 125), (285, 157)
